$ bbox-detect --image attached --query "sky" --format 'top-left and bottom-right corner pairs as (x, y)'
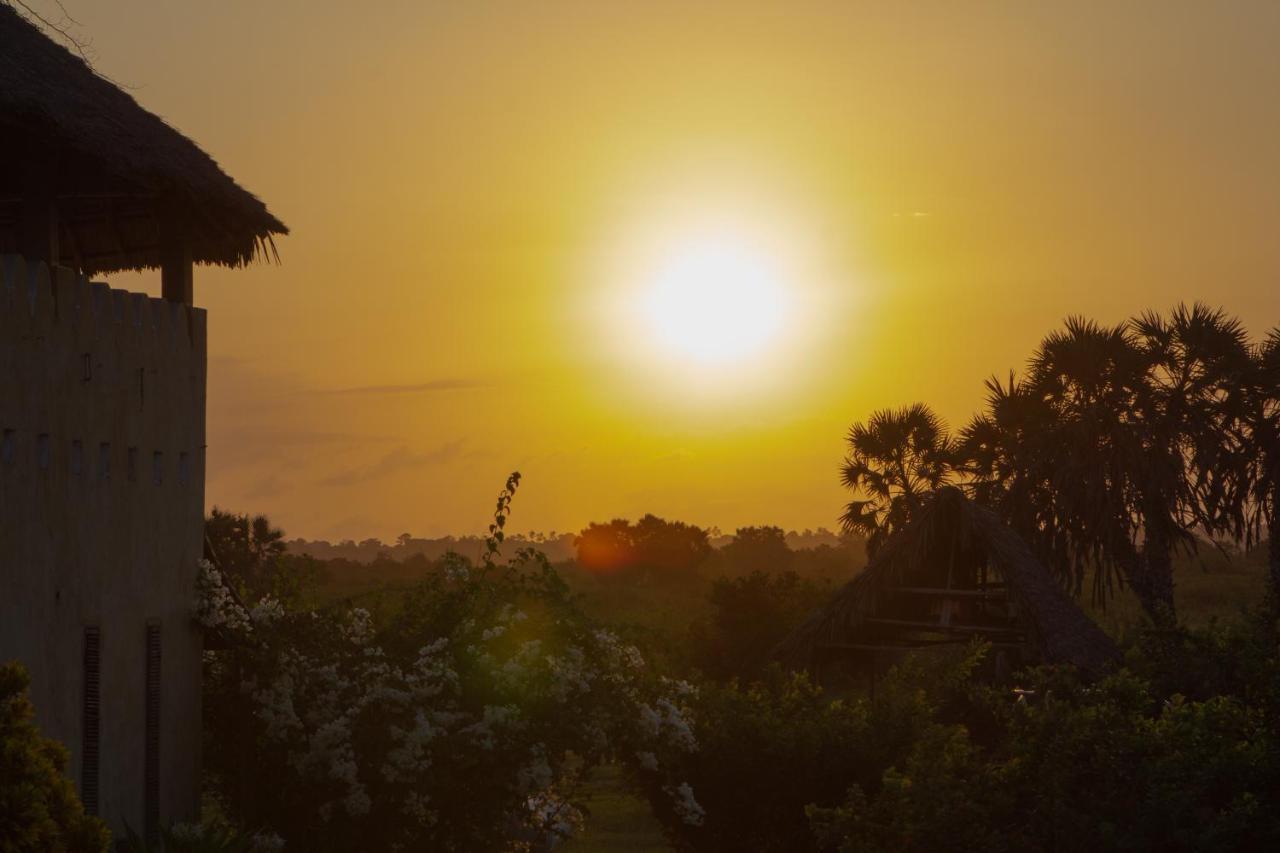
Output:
(59, 0), (1280, 541)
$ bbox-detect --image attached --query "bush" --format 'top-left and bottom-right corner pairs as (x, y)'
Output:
(198, 476), (703, 852)
(811, 660), (1280, 852)
(0, 661), (110, 853)
(641, 645), (987, 852)
(689, 571), (831, 681)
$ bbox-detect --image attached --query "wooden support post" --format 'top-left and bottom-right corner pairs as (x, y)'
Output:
(20, 192), (59, 265)
(160, 218), (193, 304)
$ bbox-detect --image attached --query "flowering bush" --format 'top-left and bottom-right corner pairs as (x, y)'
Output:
(197, 475), (702, 851)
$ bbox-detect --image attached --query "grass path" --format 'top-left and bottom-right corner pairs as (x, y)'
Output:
(565, 764), (672, 852)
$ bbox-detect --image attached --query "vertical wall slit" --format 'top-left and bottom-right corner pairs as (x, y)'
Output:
(144, 623), (162, 843)
(81, 626), (100, 816)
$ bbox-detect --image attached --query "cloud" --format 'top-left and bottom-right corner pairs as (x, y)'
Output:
(318, 440), (467, 487)
(317, 378), (490, 395)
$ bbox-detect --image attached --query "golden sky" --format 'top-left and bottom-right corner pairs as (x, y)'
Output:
(80, 0), (1280, 541)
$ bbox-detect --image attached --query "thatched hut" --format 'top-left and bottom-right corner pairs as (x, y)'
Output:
(775, 488), (1120, 677)
(0, 4), (286, 301)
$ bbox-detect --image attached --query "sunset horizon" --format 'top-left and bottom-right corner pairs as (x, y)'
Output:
(4, 3), (1280, 850)
(52, 0), (1279, 542)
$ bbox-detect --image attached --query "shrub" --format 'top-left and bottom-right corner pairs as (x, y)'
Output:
(0, 661), (110, 853)
(642, 645), (987, 852)
(688, 571), (831, 681)
(198, 476), (703, 852)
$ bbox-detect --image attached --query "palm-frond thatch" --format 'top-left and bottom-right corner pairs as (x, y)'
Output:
(0, 5), (287, 273)
(775, 488), (1120, 677)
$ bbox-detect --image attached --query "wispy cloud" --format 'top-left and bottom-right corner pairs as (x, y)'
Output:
(318, 440), (467, 487)
(318, 378), (490, 395)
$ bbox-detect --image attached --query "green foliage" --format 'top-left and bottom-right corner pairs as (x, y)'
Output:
(689, 570), (830, 681)
(809, 627), (1280, 853)
(120, 820), (282, 853)
(205, 507), (324, 606)
(0, 662), (110, 853)
(719, 526), (791, 574)
(199, 478), (700, 852)
(641, 645), (987, 852)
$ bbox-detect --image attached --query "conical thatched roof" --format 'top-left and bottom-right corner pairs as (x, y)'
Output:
(774, 488), (1120, 677)
(0, 5), (286, 272)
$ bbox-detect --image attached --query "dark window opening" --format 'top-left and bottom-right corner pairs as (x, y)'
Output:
(98, 442), (110, 482)
(1, 429), (13, 465)
(36, 433), (50, 470)
(71, 440), (83, 476)
(127, 447), (138, 483)
(178, 451), (190, 485)
(152, 451), (164, 486)
(144, 624), (162, 844)
(82, 627), (100, 816)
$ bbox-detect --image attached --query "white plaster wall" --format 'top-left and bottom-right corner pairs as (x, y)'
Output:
(0, 255), (205, 836)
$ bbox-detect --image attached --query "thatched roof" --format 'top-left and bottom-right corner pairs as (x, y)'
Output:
(0, 5), (286, 273)
(774, 488), (1120, 677)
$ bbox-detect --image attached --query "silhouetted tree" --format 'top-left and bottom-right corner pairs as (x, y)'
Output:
(840, 403), (954, 556)
(721, 526), (792, 574)
(574, 515), (711, 578)
(1245, 327), (1280, 606)
(205, 508), (320, 603)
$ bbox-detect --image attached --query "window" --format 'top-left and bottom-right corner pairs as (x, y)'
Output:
(36, 433), (50, 470)
(178, 451), (190, 486)
(71, 440), (83, 477)
(152, 451), (164, 486)
(82, 627), (100, 816)
(127, 447), (138, 483)
(144, 624), (162, 844)
(1, 429), (13, 465)
(98, 442), (110, 483)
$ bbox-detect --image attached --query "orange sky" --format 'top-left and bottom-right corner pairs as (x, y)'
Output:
(71, 0), (1280, 541)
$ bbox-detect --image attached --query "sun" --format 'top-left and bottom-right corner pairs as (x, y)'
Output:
(639, 232), (792, 366)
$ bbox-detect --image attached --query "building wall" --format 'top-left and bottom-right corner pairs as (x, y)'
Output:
(0, 255), (205, 836)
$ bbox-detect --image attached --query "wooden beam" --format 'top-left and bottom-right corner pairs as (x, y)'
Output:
(160, 216), (193, 305)
(20, 192), (58, 265)
(864, 617), (1025, 636)
(891, 587), (1008, 599)
(819, 640), (1027, 653)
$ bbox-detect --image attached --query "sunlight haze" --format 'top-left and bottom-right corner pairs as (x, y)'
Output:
(79, 0), (1280, 541)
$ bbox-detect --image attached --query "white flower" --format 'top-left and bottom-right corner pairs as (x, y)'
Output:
(665, 781), (706, 826)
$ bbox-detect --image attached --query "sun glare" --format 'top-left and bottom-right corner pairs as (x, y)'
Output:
(641, 236), (789, 365)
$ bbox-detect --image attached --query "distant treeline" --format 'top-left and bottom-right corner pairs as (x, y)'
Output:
(285, 522), (849, 565)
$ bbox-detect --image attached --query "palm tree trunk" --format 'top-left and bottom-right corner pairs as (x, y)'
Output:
(1268, 470), (1280, 612)
(1121, 531), (1176, 626)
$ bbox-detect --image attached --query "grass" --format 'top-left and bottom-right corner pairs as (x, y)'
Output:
(565, 764), (671, 853)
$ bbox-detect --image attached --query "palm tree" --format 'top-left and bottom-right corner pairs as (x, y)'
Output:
(959, 320), (1151, 609)
(959, 310), (1250, 623)
(840, 403), (954, 556)
(1245, 328), (1280, 606)
(1129, 304), (1253, 609)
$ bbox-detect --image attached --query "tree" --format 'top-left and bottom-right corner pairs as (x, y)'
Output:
(204, 509), (319, 604)
(0, 662), (110, 853)
(1129, 304), (1253, 613)
(1245, 328), (1280, 606)
(574, 515), (712, 578)
(958, 309), (1251, 623)
(574, 519), (635, 573)
(840, 404), (955, 556)
(721, 526), (792, 574)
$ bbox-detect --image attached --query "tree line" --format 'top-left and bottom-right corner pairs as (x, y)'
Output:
(841, 304), (1280, 623)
